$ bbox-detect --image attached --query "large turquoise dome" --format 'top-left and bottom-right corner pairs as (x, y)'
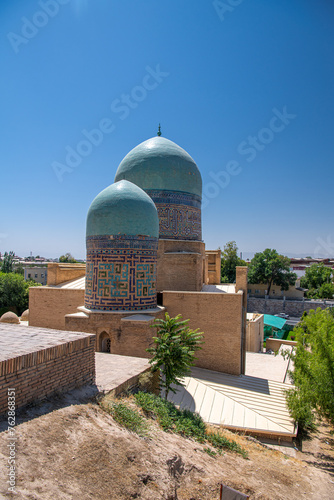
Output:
(114, 137), (202, 197)
(86, 180), (159, 238)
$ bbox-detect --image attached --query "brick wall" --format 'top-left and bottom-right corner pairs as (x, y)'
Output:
(157, 239), (205, 292)
(163, 291), (244, 375)
(29, 287), (85, 330)
(0, 335), (95, 414)
(205, 250), (221, 285)
(65, 308), (166, 359)
(47, 262), (86, 286)
(266, 338), (297, 352)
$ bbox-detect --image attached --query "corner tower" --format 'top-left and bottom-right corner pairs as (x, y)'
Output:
(85, 180), (159, 310)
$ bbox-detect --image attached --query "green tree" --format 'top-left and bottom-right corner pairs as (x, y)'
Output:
(284, 308), (334, 430)
(220, 241), (246, 283)
(248, 248), (297, 295)
(300, 263), (333, 299)
(59, 252), (76, 263)
(1, 251), (15, 273)
(14, 262), (24, 275)
(0, 272), (41, 315)
(147, 313), (203, 399)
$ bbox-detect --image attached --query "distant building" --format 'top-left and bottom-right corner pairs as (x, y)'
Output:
(24, 266), (47, 285)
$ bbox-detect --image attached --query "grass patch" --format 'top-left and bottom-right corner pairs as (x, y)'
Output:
(134, 392), (248, 458)
(102, 400), (148, 437)
(203, 447), (217, 457)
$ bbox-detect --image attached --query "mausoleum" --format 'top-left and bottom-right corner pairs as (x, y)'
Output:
(29, 130), (249, 375)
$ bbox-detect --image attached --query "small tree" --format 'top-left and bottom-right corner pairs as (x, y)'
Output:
(147, 313), (203, 399)
(59, 252), (76, 263)
(300, 263), (334, 299)
(220, 241), (247, 283)
(0, 272), (41, 315)
(248, 248), (297, 295)
(284, 308), (334, 431)
(1, 251), (15, 273)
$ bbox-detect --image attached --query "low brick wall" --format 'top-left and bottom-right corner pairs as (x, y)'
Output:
(0, 328), (95, 414)
(266, 338), (297, 352)
(47, 262), (86, 286)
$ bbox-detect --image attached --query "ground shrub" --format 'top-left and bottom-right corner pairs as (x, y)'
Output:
(134, 392), (248, 458)
(103, 401), (148, 436)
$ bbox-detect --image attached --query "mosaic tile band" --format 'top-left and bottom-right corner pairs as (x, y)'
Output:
(85, 235), (158, 311)
(146, 190), (202, 241)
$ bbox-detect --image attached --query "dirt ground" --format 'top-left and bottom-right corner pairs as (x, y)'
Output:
(0, 391), (333, 500)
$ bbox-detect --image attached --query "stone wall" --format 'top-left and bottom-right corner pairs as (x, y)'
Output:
(248, 297), (331, 316)
(162, 291), (244, 375)
(29, 287), (85, 330)
(0, 333), (95, 414)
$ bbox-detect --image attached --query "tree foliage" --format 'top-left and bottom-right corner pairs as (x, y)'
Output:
(1, 251), (15, 273)
(147, 313), (203, 399)
(248, 248), (297, 294)
(59, 252), (76, 263)
(300, 263), (334, 299)
(220, 241), (246, 283)
(285, 308), (334, 430)
(0, 273), (41, 315)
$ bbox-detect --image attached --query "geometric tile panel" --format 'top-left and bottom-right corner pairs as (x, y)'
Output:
(85, 235), (158, 311)
(146, 189), (202, 241)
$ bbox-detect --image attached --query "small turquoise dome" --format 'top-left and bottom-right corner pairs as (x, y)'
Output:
(114, 137), (202, 197)
(86, 180), (159, 238)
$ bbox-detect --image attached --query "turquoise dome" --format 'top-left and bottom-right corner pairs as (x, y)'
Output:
(86, 180), (159, 238)
(114, 137), (202, 197)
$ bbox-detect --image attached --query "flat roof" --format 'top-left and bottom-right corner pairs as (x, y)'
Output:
(55, 276), (85, 289)
(168, 366), (296, 439)
(201, 284), (236, 293)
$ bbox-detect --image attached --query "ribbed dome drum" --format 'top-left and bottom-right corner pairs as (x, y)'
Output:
(114, 136), (202, 241)
(85, 180), (159, 311)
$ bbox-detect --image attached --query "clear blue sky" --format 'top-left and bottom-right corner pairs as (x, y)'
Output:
(1, 0), (333, 259)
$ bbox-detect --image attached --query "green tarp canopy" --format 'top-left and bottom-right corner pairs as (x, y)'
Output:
(263, 314), (287, 330)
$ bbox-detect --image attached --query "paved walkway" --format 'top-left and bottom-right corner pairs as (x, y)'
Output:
(245, 348), (293, 384)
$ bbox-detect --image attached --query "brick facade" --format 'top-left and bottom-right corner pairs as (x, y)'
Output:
(162, 291), (244, 375)
(157, 239), (205, 292)
(47, 263), (86, 286)
(29, 287), (85, 330)
(65, 307), (165, 359)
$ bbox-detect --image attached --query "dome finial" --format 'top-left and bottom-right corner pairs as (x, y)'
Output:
(157, 123), (162, 136)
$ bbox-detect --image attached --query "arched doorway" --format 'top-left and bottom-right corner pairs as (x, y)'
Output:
(99, 331), (111, 353)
